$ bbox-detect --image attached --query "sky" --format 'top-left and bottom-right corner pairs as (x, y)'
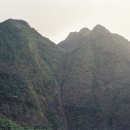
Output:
(0, 0), (130, 43)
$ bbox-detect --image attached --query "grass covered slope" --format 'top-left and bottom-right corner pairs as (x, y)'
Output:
(0, 19), (66, 129)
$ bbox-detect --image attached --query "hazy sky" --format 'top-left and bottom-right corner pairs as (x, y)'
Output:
(0, 0), (130, 43)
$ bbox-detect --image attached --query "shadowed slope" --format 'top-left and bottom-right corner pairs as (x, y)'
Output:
(59, 25), (130, 130)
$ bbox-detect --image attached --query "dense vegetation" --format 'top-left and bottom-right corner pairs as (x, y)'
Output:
(0, 114), (22, 129)
(1, 19), (130, 130)
(0, 114), (52, 130)
(0, 19), (66, 130)
(59, 25), (130, 130)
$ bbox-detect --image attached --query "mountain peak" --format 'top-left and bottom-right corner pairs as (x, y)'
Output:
(6, 19), (28, 24)
(92, 24), (110, 33)
(66, 28), (91, 40)
(79, 27), (91, 33)
(2, 19), (29, 27)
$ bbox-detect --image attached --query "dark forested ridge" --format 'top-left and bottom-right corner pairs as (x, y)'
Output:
(1, 19), (130, 130)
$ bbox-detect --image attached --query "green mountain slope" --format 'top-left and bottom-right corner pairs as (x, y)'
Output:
(0, 19), (67, 130)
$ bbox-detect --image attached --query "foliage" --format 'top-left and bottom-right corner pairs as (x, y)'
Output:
(0, 115), (22, 130)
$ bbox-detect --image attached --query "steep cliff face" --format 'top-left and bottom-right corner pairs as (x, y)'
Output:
(0, 19), (67, 130)
(59, 25), (130, 130)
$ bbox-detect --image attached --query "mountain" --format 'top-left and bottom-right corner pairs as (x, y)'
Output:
(1, 19), (130, 130)
(59, 27), (91, 51)
(59, 25), (130, 130)
(0, 19), (67, 130)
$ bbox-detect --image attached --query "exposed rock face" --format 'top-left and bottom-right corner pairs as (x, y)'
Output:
(1, 19), (130, 130)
